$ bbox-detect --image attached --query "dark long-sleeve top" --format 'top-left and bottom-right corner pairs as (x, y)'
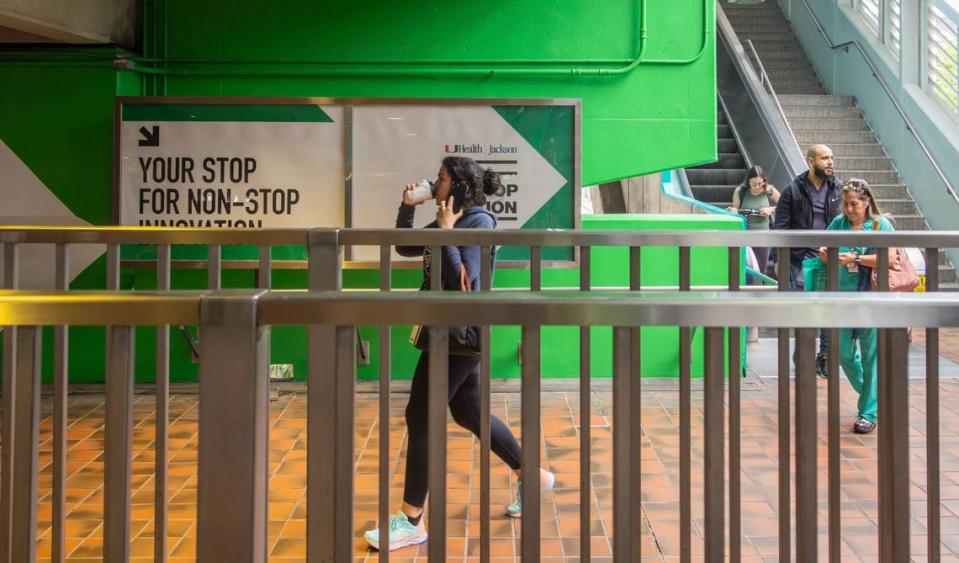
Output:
(395, 203), (498, 291)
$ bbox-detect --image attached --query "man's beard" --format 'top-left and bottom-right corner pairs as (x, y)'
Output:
(813, 165), (831, 179)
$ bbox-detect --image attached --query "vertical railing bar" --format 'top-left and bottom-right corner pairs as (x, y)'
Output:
(430, 243), (442, 291)
(479, 245), (492, 563)
(826, 247), (841, 563)
(52, 245), (69, 563)
(925, 247), (941, 563)
(579, 245), (591, 563)
(155, 244), (171, 563)
(521, 324), (542, 562)
(306, 229), (342, 563)
(703, 326), (725, 563)
(678, 245), (692, 563)
(877, 247), (890, 291)
(197, 295), (270, 563)
(530, 245), (541, 291)
(629, 245), (642, 561)
(208, 245), (222, 290)
(333, 326), (355, 562)
(878, 328), (911, 562)
(426, 327), (449, 561)
(9, 327), (40, 563)
(776, 246), (791, 563)
(257, 245), (271, 289)
(106, 244), (120, 290)
(727, 246), (742, 562)
(612, 327), (637, 561)
(104, 325), (134, 563)
(0, 243), (17, 563)
(795, 327), (817, 562)
(378, 246), (391, 563)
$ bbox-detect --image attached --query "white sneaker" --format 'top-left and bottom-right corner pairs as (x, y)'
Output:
(506, 470), (556, 518)
(363, 511), (428, 551)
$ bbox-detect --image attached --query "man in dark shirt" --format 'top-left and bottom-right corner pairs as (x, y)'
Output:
(774, 144), (843, 377)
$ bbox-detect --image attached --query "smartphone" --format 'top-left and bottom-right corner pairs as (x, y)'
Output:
(449, 182), (469, 213)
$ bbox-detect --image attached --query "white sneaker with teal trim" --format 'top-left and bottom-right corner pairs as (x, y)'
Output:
(506, 471), (556, 518)
(364, 511), (428, 551)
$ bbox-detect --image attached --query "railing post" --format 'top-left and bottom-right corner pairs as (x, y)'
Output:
(878, 328), (910, 562)
(197, 291), (270, 563)
(776, 245), (791, 563)
(306, 229), (345, 563)
(427, 327), (449, 561)
(104, 325), (135, 563)
(703, 327), (725, 563)
(795, 327), (817, 563)
(0, 242), (18, 563)
(9, 327), (40, 563)
(612, 326), (641, 561)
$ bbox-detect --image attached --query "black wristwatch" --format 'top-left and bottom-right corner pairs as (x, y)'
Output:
(854, 254), (862, 265)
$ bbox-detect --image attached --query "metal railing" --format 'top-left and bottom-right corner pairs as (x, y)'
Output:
(1, 288), (958, 562)
(3, 226), (959, 562)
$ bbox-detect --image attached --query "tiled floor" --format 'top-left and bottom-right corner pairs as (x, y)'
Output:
(18, 337), (959, 562)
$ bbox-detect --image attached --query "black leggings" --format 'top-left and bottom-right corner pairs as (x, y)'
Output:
(403, 352), (523, 508)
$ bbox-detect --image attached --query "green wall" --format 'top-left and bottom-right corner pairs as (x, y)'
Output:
(1, 0), (716, 231)
(0, 1), (722, 382)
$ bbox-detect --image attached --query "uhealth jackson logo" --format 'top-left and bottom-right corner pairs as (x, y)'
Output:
(445, 143), (518, 155)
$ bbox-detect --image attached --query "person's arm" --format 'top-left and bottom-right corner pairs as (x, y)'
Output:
(773, 185), (792, 230)
(728, 188), (741, 212)
(394, 203), (429, 257)
(762, 187), (780, 216)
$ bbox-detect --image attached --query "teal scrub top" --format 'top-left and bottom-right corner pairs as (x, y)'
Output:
(826, 214), (895, 291)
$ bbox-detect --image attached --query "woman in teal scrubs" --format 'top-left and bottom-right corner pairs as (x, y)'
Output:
(817, 178), (892, 434)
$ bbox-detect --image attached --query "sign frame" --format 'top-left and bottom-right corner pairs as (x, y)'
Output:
(114, 96), (582, 266)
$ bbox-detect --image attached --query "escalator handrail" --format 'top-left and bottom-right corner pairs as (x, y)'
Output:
(741, 38), (798, 147)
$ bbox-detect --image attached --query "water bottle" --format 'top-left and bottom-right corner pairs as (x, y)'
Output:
(403, 179), (435, 206)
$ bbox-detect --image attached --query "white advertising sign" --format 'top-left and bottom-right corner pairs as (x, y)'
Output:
(119, 104), (344, 228)
(351, 105), (567, 231)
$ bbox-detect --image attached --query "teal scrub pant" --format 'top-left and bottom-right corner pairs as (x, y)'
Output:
(839, 327), (878, 422)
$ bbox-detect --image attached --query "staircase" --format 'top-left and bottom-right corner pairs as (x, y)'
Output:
(687, 103), (748, 209)
(722, 0), (957, 286)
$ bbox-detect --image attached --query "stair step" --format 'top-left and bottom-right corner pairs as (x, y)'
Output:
(696, 154), (747, 169)
(859, 184), (910, 198)
(795, 130), (878, 144)
(726, 16), (790, 27)
(832, 169), (901, 184)
(875, 199), (919, 215)
(691, 185), (739, 203)
(718, 124), (732, 138)
(833, 157), (895, 171)
(889, 216), (929, 230)
(784, 105), (861, 119)
(748, 59), (814, 72)
(767, 72), (821, 85)
(687, 169), (749, 186)
(779, 94), (857, 107)
(773, 85), (828, 95)
(790, 117), (872, 132)
(737, 31), (802, 43)
(718, 138), (739, 153)
(821, 143), (887, 157)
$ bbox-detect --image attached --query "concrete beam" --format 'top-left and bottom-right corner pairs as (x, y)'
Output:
(0, 0), (136, 46)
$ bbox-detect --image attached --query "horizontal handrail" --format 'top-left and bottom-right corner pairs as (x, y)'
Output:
(1, 289), (958, 328)
(0, 290), (203, 325)
(3, 226), (959, 248)
(795, 0), (959, 204)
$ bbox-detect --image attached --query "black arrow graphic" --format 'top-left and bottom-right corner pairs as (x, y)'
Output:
(138, 125), (159, 147)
